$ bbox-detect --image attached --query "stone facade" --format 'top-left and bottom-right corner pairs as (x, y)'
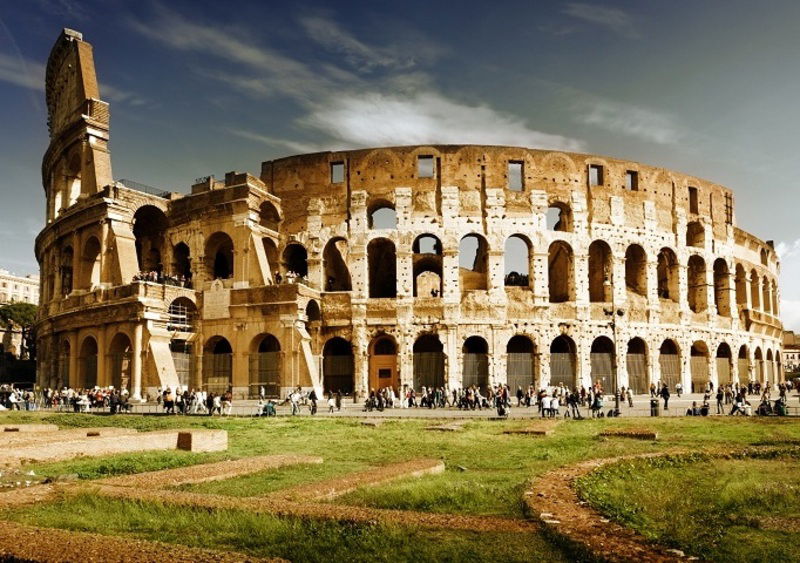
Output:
(34, 29), (783, 400)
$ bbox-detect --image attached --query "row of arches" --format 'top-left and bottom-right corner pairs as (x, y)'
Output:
(193, 332), (783, 397)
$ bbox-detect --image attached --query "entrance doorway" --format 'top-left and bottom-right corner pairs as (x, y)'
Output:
(369, 335), (398, 392)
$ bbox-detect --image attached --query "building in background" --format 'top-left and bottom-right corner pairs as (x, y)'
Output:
(783, 331), (800, 375)
(0, 269), (39, 358)
(34, 29), (784, 399)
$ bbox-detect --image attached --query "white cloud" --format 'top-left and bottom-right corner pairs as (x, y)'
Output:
(781, 300), (800, 332)
(134, 6), (584, 153)
(580, 99), (682, 144)
(0, 53), (45, 91)
(300, 91), (585, 151)
(563, 3), (640, 38)
(225, 129), (323, 155)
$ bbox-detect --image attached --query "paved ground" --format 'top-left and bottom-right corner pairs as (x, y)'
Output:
(31, 392), (798, 418)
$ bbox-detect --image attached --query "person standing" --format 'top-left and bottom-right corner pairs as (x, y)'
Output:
(716, 386), (724, 414)
(309, 388), (318, 415)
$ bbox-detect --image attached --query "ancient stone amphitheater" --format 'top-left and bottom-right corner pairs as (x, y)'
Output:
(34, 29), (783, 400)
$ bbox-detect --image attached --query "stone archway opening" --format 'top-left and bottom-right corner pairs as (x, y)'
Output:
(590, 336), (616, 393)
(459, 234), (489, 291)
(250, 334), (281, 398)
(690, 341), (710, 392)
(413, 334), (445, 391)
(203, 336), (233, 395)
(626, 338), (648, 394)
(716, 343), (733, 386)
(548, 241), (574, 303)
(550, 335), (577, 389)
(507, 335), (536, 391)
(323, 238), (352, 291)
(658, 339), (680, 391)
(462, 336), (489, 392)
(323, 337), (354, 395)
(368, 238), (397, 298)
(368, 334), (398, 392)
(205, 232), (234, 280)
(108, 333), (132, 392)
(79, 336), (98, 390)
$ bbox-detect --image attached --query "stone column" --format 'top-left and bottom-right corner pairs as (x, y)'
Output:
(131, 322), (143, 401)
(68, 332), (79, 389)
(96, 326), (106, 387)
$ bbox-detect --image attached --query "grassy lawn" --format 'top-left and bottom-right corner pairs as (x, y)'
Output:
(2, 410), (800, 561)
(576, 451), (800, 562)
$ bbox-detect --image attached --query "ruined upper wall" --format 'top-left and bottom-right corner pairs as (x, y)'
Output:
(260, 145), (735, 236)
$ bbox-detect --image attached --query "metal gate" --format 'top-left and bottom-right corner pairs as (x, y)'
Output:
(323, 355), (354, 394)
(413, 352), (445, 390)
(690, 356), (709, 392)
(716, 358), (731, 386)
(507, 353), (535, 391)
(462, 353), (488, 390)
(737, 359), (749, 382)
(80, 355), (97, 389)
(550, 353), (576, 388)
(658, 354), (680, 390)
(172, 352), (195, 389)
(202, 353), (232, 395)
(590, 352), (615, 394)
(249, 352), (281, 398)
(626, 353), (647, 394)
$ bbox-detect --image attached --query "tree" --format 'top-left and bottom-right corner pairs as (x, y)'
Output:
(0, 302), (38, 359)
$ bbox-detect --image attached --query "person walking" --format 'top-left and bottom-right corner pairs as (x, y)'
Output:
(660, 383), (670, 410)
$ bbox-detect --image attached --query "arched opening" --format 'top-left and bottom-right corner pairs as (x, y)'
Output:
(78, 336), (98, 389)
(368, 238), (397, 298)
(626, 338), (648, 394)
(550, 335), (577, 388)
(504, 235), (532, 288)
(546, 202), (572, 232)
(79, 236), (101, 290)
(167, 297), (196, 332)
(690, 341), (710, 392)
(762, 275), (772, 314)
(369, 334), (398, 391)
(687, 255), (707, 313)
(590, 336), (616, 393)
(713, 259), (731, 317)
(686, 221), (704, 248)
(658, 339), (680, 390)
(766, 349), (774, 384)
(750, 269), (761, 310)
(656, 248), (679, 301)
(760, 248), (768, 266)
(249, 334), (281, 398)
(262, 238), (280, 283)
(108, 333), (132, 391)
(716, 342), (732, 386)
(588, 240), (613, 302)
(734, 264), (747, 316)
(625, 245), (647, 297)
(368, 201), (397, 229)
(170, 339), (193, 389)
(772, 281), (779, 317)
(58, 340), (70, 388)
(323, 337), (354, 395)
(413, 234), (443, 297)
(133, 206), (168, 273)
(203, 336), (233, 394)
(205, 232), (234, 280)
(548, 241), (574, 303)
(323, 238), (352, 291)
(507, 335), (536, 390)
(305, 299), (321, 323)
(462, 336), (489, 391)
(459, 234), (489, 291)
(754, 347), (764, 382)
(282, 243), (308, 279)
(172, 242), (192, 283)
(259, 201), (281, 231)
(413, 333), (445, 391)
(60, 246), (74, 295)
(737, 345), (749, 382)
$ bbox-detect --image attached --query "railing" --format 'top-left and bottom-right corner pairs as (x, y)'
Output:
(118, 178), (171, 199)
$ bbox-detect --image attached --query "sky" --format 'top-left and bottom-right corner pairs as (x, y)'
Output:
(1, 0), (799, 326)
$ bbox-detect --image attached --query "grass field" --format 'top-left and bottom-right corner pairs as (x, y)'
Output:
(576, 451), (800, 562)
(2, 411), (799, 561)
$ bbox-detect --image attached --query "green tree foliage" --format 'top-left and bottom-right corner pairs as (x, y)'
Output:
(0, 302), (38, 359)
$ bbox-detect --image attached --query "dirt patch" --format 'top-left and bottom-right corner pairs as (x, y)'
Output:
(0, 424), (59, 433)
(100, 455), (323, 489)
(598, 428), (659, 440)
(0, 520), (281, 562)
(758, 516), (800, 532)
(504, 420), (563, 436)
(268, 458), (444, 502)
(426, 420), (469, 432)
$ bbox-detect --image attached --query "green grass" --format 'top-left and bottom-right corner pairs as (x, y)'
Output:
(576, 450), (800, 562)
(3, 410), (800, 561)
(8, 493), (565, 563)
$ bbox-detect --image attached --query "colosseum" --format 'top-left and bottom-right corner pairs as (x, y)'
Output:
(34, 29), (784, 400)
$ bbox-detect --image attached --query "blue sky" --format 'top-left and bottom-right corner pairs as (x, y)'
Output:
(1, 0), (800, 326)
